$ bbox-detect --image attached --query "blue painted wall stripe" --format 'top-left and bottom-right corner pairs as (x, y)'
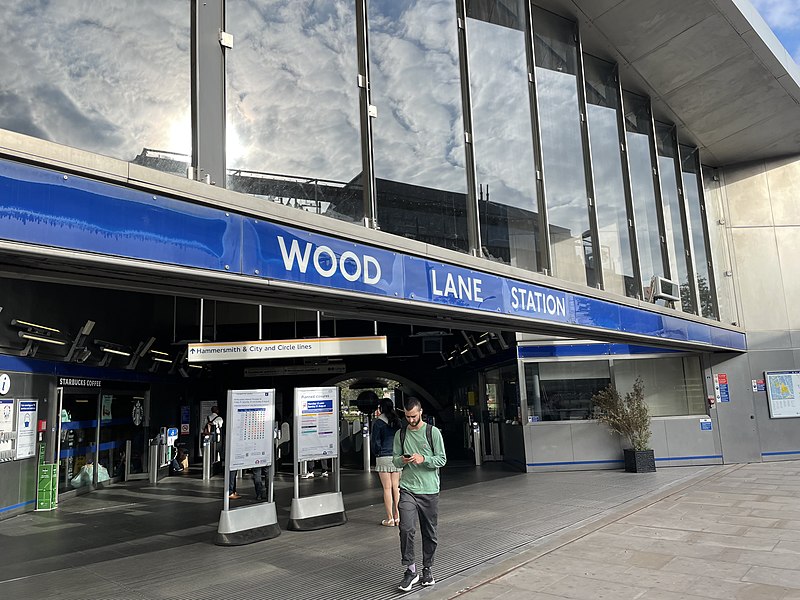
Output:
(0, 499), (36, 513)
(762, 450), (800, 456)
(528, 454), (722, 467)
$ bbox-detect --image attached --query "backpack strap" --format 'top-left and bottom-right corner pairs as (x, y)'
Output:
(400, 422), (435, 456)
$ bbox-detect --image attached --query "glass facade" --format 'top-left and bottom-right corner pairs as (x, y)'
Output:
(524, 354), (705, 422)
(534, 9), (595, 286)
(682, 146), (717, 319)
(226, 0), (362, 222)
(614, 356), (706, 417)
(368, 0), (469, 253)
(0, 1), (191, 174)
(0, 2), (724, 322)
(702, 166), (734, 324)
(467, 0), (539, 271)
(584, 56), (636, 298)
(623, 91), (666, 300)
(525, 360), (610, 421)
(656, 123), (695, 313)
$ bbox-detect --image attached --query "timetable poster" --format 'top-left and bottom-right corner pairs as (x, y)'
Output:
(294, 386), (339, 462)
(227, 389), (275, 470)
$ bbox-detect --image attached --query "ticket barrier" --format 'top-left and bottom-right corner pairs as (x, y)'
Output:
(471, 421), (482, 466)
(202, 434), (212, 480)
(148, 436), (166, 484)
(361, 419), (371, 472)
(148, 427), (178, 484)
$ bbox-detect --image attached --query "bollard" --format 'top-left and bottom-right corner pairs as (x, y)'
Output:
(362, 420), (371, 472)
(471, 421), (482, 466)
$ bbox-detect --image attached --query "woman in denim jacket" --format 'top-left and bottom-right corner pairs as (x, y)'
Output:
(372, 397), (402, 526)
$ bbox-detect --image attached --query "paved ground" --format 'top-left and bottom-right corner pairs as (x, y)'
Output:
(2, 460), (798, 599)
(424, 461), (800, 600)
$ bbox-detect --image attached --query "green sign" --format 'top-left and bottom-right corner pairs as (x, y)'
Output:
(36, 463), (57, 511)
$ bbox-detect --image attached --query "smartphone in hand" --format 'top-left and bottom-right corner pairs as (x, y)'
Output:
(403, 454), (411, 458)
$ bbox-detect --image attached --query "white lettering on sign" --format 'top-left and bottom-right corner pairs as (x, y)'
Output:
(58, 377), (102, 387)
(277, 236), (381, 285)
(430, 269), (484, 302)
(509, 287), (567, 317)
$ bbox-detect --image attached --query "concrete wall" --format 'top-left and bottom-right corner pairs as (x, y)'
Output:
(713, 155), (800, 462)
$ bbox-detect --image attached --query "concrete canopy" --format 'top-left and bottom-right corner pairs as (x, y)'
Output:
(533, 0), (800, 166)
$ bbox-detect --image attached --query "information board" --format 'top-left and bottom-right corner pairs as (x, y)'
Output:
(294, 387), (339, 462)
(0, 398), (13, 455)
(765, 371), (800, 418)
(15, 400), (37, 459)
(226, 389), (275, 470)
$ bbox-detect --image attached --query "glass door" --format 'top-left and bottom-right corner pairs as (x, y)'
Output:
(57, 390), (99, 493)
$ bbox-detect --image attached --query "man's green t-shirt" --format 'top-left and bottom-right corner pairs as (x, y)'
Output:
(392, 423), (447, 495)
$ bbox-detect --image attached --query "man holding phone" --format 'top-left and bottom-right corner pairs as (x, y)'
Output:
(392, 397), (447, 591)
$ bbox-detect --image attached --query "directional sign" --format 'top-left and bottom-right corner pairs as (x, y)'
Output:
(188, 336), (387, 363)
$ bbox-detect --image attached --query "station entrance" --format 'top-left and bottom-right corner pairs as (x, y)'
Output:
(0, 273), (523, 503)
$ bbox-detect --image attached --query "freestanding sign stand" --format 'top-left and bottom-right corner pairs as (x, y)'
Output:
(288, 386), (347, 530)
(216, 388), (281, 545)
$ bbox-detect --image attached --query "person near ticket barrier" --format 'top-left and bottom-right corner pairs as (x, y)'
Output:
(204, 405), (239, 499)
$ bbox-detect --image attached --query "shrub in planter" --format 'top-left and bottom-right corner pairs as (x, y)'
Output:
(591, 377), (655, 472)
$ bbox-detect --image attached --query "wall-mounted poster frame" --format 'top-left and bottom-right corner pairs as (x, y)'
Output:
(764, 371), (800, 418)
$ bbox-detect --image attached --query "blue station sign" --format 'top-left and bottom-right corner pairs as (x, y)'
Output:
(0, 158), (746, 351)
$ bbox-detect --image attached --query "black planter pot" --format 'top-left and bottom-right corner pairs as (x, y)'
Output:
(624, 448), (656, 473)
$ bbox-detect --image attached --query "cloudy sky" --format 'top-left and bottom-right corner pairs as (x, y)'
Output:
(751, 0), (800, 64)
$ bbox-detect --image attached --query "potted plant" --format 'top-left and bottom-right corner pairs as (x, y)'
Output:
(591, 377), (655, 473)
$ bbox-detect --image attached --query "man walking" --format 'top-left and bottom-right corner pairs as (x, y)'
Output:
(393, 397), (447, 591)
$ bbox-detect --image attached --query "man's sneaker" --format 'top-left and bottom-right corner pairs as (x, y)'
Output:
(320, 470), (329, 477)
(420, 567), (435, 587)
(301, 472), (314, 479)
(398, 569), (419, 591)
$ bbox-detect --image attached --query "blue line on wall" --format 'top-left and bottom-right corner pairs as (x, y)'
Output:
(655, 455), (721, 461)
(762, 450), (800, 456)
(529, 455), (722, 467)
(0, 499), (36, 514)
(528, 459), (625, 466)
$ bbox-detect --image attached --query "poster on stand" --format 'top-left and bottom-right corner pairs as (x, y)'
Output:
(227, 389), (275, 470)
(16, 400), (37, 459)
(294, 387), (338, 461)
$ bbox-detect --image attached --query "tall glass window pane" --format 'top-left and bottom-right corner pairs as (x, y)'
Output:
(467, 0), (539, 271)
(368, 0), (469, 253)
(534, 9), (594, 286)
(583, 56), (636, 298)
(524, 360), (610, 421)
(623, 91), (664, 296)
(614, 356), (706, 416)
(0, 2), (191, 175)
(681, 146), (717, 319)
(656, 123), (694, 313)
(227, 1), (361, 223)
(702, 166), (731, 323)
